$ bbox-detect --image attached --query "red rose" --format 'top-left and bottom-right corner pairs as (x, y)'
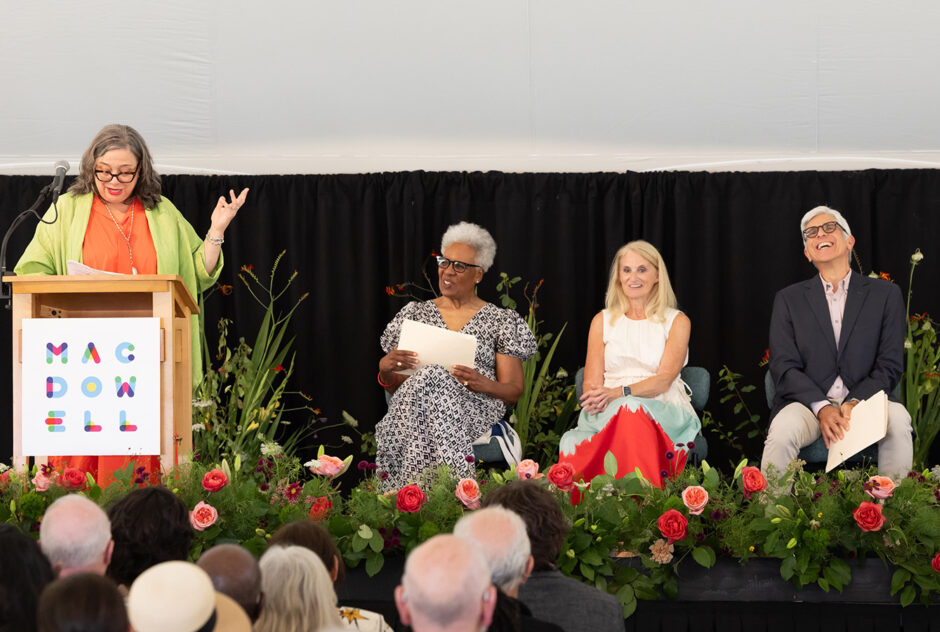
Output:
(201, 468), (228, 492)
(853, 501), (886, 532)
(741, 467), (767, 495)
(396, 484), (427, 513)
(932, 551), (940, 574)
(547, 463), (575, 492)
(309, 496), (333, 521)
(657, 509), (689, 544)
(61, 467), (86, 490)
(0, 470), (10, 491)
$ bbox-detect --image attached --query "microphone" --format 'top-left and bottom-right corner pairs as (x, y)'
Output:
(50, 160), (70, 204)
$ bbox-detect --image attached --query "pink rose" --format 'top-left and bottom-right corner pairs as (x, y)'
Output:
(32, 472), (55, 492)
(61, 467), (87, 491)
(547, 463), (576, 492)
(201, 468), (228, 492)
(309, 455), (345, 477)
(864, 475), (895, 500)
(190, 501), (219, 531)
(516, 459), (544, 480)
(681, 485), (709, 515)
(853, 501), (886, 532)
(741, 467), (767, 496)
(455, 478), (481, 510)
(657, 509), (689, 544)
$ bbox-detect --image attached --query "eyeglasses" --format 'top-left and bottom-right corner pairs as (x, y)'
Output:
(436, 255), (481, 274)
(94, 169), (138, 183)
(802, 221), (843, 239)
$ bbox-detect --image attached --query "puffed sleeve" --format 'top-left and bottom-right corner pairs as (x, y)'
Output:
(496, 308), (537, 359)
(380, 301), (419, 353)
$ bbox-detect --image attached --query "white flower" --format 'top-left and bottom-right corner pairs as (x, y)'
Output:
(304, 459), (320, 469)
(867, 271), (879, 279)
(191, 399), (213, 409)
(260, 441), (283, 456)
(191, 423), (206, 432)
(911, 249), (924, 264)
(341, 411), (359, 428)
(0, 463), (9, 473)
(556, 368), (568, 379)
(931, 465), (940, 481)
(341, 435), (353, 444)
(904, 339), (913, 349)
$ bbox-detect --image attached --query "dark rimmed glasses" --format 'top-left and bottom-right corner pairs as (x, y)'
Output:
(802, 221), (843, 239)
(436, 255), (481, 274)
(94, 169), (138, 183)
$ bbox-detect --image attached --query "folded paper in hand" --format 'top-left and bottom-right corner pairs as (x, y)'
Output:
(825, 390), (888, 472)
(396, 319), (477, 375)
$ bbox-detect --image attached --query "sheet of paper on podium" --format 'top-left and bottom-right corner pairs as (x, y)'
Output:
(67, 260), (121, 276)
(396, 319), (477, 375)
(825, 390), (888, 472)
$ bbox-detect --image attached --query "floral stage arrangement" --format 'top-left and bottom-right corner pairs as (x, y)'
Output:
(2, 250), (940, 619)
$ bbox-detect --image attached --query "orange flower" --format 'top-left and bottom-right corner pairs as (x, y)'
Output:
(220, 284), (233, 295)
(879, 271), (892, 281)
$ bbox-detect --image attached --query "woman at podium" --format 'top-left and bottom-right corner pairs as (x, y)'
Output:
(14, 123), (248, 486)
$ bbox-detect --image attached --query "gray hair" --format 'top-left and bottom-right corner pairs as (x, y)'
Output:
(453, 506), (531, 593)
(440, 222), (497, 272)
(255, 545), (341, 632)
(800, 206), (852, 242)
(40, 494), (111, 572)
(401, 535), (491, 628)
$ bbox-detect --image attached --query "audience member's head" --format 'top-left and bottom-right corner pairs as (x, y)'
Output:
(255, 544), (341, 632)
(127, 561), (251, 632)
(269, 519), (345, 587)
(0, 523), (54, 632)
(40, 494), (113, 577)
(396, 534), (496, 632)
(196, 544), (263, 622)
(453, 506), (533, 596)
(37, 573), (128, 632)
(482, 480), (570, 571)
(106, 486), (193, 587)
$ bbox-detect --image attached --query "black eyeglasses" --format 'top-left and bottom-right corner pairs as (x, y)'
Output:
(94, 169), (138, 183)
(802, 221), (843, 239)
(436, 255), (481, 274)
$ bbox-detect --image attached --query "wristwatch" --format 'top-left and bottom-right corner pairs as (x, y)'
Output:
(622, 385), (632, 397)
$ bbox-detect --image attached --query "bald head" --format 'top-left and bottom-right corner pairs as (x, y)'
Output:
(196, 544), (262, 621)
(40, 494), (112, 576)
(396, 535), (495, 632)
(453, 506), (532, 595)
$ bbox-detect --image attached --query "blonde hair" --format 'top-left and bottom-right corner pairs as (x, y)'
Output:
(256, 545), (341, 632)
(604, 240), (676, 324)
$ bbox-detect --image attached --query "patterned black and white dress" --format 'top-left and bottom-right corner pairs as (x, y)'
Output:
(376, 301), (537, 489)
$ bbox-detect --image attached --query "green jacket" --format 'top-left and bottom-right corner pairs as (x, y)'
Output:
(14, 192), (222, 386)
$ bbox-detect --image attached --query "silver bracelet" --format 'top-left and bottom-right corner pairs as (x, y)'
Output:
(206, 233), (224, 246)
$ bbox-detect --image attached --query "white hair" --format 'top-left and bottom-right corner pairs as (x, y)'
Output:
(800, 206), (852, 242)
(453, 506), (531, 593)
(40, 494), (111, 572)
(256, 545), (341, 632)
(440, 222), (497, 272)
(401, 535), (491, 628)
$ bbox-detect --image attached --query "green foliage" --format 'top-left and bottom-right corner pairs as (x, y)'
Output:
(701, 366), (765, 464)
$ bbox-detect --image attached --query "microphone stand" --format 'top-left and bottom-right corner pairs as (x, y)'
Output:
(0, 183), (53, 309)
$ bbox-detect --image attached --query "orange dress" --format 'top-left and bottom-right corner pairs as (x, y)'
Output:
(49, 196), (160, 487)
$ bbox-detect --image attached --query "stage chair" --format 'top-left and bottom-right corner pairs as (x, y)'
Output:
(763, 372), (877, 465)
(574, 366), (710, 466)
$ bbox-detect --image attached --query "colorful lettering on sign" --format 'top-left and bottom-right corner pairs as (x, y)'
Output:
(84, 411), (103, 432)
(118, 410), (137, 432)
(82, 342), (101, 364)
(46, 342), (68, 364)
(114, 376), (136, 397)
(81, 376), (103, 398)
(115, 342), (136, 363)
(45, 377), (67, 399)
(45, 410), (65, 433)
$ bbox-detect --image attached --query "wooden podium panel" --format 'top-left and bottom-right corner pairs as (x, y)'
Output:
(5, 275), (198, 474)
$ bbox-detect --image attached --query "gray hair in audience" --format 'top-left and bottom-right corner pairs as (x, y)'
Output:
(255, 545), (341, 632)
(800, 205), (852, 242)
(40, 494), (111, 572)
(453, 506), (531, 592)
(400, 535), (492, 628)
(440, 221), (497, 272)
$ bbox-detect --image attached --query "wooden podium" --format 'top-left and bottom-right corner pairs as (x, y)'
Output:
(6, 274), (197, 472)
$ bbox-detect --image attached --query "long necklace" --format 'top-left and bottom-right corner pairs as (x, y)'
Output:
(102, 197), (137, 274)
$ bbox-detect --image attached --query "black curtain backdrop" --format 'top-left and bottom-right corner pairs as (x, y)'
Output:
(2, 170), (939, 469)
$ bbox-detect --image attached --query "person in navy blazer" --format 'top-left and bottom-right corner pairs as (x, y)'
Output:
(761, 206), (912, 483)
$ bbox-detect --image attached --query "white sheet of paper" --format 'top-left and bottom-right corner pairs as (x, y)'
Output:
(67, 260), (121, 276)
(396, 319), (477, 375)
(825, 390), (888, 472)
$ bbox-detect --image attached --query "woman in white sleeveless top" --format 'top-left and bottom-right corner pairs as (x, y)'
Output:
(559, 241), (700, 489)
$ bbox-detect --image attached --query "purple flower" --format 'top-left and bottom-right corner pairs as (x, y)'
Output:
(369, 463), (378, 471)
(695, 532), (706, 543)
(357, 460), (370, 471)
(193, 453), (201, 462)
(465, 455), (475, 463)
(687, 441), (696, 450)
(379, 471), (390, 481)
(660, 470), (669, 478)
(665, 451), (675, 460)
(259, 483), (270, 492)
(812, 492), (823, 501)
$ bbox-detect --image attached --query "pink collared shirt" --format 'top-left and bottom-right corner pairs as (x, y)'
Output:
(811, 269), (852, 416)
